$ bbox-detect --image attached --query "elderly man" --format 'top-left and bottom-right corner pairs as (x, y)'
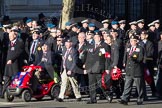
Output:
(57, 39), (81, 102)
(85, 31), (111, 104)
(1, 27), (24, 97)
(119, 35), (144, 105)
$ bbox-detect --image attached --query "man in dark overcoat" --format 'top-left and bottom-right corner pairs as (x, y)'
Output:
(2, 27), (24, 97)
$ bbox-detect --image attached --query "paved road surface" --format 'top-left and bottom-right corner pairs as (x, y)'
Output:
(0, 95), (162, 108)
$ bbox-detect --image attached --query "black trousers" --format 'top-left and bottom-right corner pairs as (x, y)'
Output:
(88, 73), (108, 102)
(145, 61), (156, 94)
(121, 76), (144, 102)
(2, 76), (12, 95)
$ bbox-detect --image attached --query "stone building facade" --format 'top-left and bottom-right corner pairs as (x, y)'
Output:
(0, 0), (62, 19)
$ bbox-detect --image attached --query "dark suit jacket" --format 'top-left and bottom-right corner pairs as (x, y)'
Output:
(123, 44), (144, 77)
(62, 47), (79, 76)
(85, 42), (111, 74)
(75, 42), (88, 74)
(35, 51), (54, 79)
(110, 43), (119, 68)
(28, 39), (44, 64)
(75, 42), (88, 66)
(45, 36), (57, 52)
(67, 31), (78, 45)
(139, 40), (154, 63)
(4, 38), (24, 77)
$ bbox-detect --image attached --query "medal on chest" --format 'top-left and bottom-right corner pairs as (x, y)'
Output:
(11, 47), (15, 51)
(68, 55), (72, 61)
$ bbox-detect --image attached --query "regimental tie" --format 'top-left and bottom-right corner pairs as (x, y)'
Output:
(129, 46), (135, 56)
(11, 42), (14, 47)
(63, 49), (70, 68)
(95, 44), (99, 50)
(31, 41), (36, 54)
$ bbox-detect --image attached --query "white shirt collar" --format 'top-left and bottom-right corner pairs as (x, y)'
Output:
(11, 38), (17, 44)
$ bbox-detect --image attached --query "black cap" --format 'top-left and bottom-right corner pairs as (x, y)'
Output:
(94, 30), (102, 36)
(65, 38), (72, 42)
(71, 23), (79, 28)
(141, 30), (148, 35)
(32, 29), (40, 34)
(57, 35), (63, 38)
(38, 13), (45, 19)
(87, 30), (94, 34)
(130, 35), (139, 40)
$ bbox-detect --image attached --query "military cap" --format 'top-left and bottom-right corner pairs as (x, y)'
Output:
(65, 38), (72, 42)
(57, 35), (63, 38)
(102, 19), (110, 24)
(137, 19), (144, 23)
(32, 29), (40, 34)
(94, 30), (102, 36)
(128, 30), (137, 36)
(119, 20), (126, 24)
(111, 21), (118, 25)
(130, 35), (139, 40)
(88, 23), (95, 27)
(81, 19), (89, 24)
(87, 30), (94, 34)
(148, 22), (155, 27)
(47, 23), (56, 28)
(153, 20), (160, 24)
(65, 22), (71, 26)
(71, 23), (79, 28)
(26, 18), (32, 23)
(141, 30), (148, 35)
(99, 28), (107, 32)
(129, 21), (137, 25)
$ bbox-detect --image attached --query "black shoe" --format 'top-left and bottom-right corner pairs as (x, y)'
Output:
(87, 100), (97, 104)
(152, 92), (159, 97)
(144, 97), (148, 101)
(118, 99), (128, 105)
(56, 98), (64, 102)
(76, 98), (82, 102)
(99, 95), (106, 100)
(107, 95), (113, 103)
(137, 101), (143, 105)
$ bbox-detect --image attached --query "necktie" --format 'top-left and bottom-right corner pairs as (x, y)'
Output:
(58, 45), (61, 51)
(31, 41), (36, 54)
(11, 42), (14, 47)
(63, 49), (69, 68)
(129, 47), (134, 56)
(96, 44), (98, 48)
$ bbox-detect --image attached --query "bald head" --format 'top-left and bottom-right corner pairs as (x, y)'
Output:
(78, 32), (86, 43)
